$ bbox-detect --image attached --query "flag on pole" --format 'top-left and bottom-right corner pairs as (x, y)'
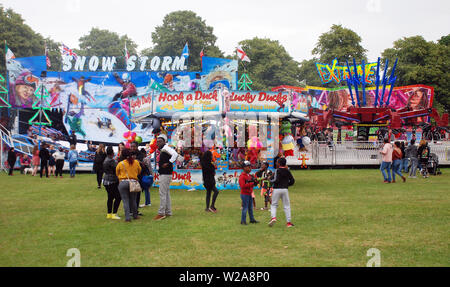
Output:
(181, 43), (189, 59)
(200, 48), (204, 67)
(5, 43), (15, 61)
(61, 43), (78, 60)
(124, 42), (130, 63)
(45, 43), (51, 67)
(236, 45), (250, 62)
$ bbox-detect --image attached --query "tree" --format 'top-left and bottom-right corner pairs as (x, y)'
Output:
(382, 35), (450, 113)
(77, 28), (138, 69)
(306, 24), (368, 88)
(312, 24), (367, 65)
(0, 6), (50, 75)
(149, 10), (223, 71)
(236, 38), (301, 91)
(298, 58), (324, 87)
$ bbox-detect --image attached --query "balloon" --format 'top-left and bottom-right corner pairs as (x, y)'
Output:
(302, 136), (311, 146)
(123, 131), (131, 138)
(125, 142), (131, 149)
(135, 136), (143, 144)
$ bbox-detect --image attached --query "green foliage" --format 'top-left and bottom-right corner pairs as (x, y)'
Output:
(298, 24), (367, 88)
(77, 27), (138, 69)
(298, 58), (323, 87)
(312, 24), (367, 65)
(0, 6), (53, 75)
(382, 35), (450, 112)
(149, 10), (223, 71)
(238, 38), (301, 90)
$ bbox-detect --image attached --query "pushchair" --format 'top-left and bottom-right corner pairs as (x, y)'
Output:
(421, 153), (441, 176)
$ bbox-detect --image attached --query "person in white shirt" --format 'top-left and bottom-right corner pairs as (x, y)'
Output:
(53, 147), (66, 178)
(153, 134), (180, 221)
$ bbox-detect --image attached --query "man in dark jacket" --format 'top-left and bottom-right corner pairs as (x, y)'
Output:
(268, 157), (295, 228)
(39, 143), (50, 178)
(7, 147), (17, 176)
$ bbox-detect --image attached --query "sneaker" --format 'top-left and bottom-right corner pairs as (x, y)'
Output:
(205, 208), (211, 212)
(286, 222), (295, 228)
(106, 213), (112, 219)
(268, 217), (276, 227)
(145, 204), (151, 207)
(209, 207), (217, 213)
(153, 214), (166, 221)
(139, 204), (146, 208)
(111, 214), (121, 220)
(250, 220), (259, 224)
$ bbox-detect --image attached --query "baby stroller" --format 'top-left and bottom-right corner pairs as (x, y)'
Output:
(427, 153), (441, 176)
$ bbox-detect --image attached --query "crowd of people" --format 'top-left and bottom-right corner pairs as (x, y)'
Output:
(6, 143), (74, 178)
(379, 138), (432, 182)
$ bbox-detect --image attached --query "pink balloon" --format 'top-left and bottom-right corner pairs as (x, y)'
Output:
(123, 131), (131, 138)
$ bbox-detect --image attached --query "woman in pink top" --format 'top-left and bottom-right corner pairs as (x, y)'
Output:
(379, 138), (393, 183)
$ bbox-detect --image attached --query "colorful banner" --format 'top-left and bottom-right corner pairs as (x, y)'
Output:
(130, 92), (153, 119)
(228, 91), (290, 113)
(315, 58), (377, 84)
(7, 56), (46, 108)
(153, 90), (221, 113)
(152, 169), (256, 190)
(6, 56), (237, 143)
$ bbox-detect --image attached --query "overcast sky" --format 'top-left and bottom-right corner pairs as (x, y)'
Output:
(1, 0), (449, 63)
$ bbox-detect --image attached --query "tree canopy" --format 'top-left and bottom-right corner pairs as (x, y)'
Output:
(76, 27), (138, 69)
(149, 10), (223, 71)
(312, 24), (367, 64)
(299, 24), (368, 88)
(237, 37), (301, 90)
(382, 35), (450, 113)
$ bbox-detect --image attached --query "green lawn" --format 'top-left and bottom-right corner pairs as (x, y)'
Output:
(0, 168), (449, 267)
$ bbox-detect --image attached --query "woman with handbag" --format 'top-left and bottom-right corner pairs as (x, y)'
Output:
(116, 148), (142, 222)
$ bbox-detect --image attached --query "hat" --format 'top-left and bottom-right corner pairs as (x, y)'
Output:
(243, 160), (251, 167)
(157, 134), (167, 142)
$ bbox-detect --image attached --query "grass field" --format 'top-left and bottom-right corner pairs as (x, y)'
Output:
(0, 168), (449, 267)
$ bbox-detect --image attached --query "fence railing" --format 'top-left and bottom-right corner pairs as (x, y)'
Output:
(288, 141), (450, 166)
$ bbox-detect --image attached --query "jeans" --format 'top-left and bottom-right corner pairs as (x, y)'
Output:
(240, 194), (255, 223)
(69, 161), (77, 177)
(380, 161), (392, 182)
(401, 158), (409, 173)
(409, 158), (418, 177)
(392, 159), (403, 181)
(271, 188), (291, 223)
(118, 181), (138, 220)
(144, 187), (151, 205)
